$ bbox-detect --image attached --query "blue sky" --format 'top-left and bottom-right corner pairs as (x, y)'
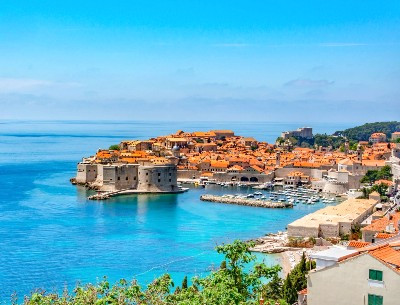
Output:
(0, 0), (399, 122)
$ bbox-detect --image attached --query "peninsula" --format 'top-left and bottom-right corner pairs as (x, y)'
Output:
(72, 122), (400, 200)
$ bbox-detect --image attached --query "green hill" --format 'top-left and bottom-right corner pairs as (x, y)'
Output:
(335, 121), (400, 141)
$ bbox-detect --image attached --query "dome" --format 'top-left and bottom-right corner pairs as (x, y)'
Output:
(172, 145), (180, 151)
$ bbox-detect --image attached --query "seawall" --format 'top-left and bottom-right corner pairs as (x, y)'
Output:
(200, 195), (293, 208)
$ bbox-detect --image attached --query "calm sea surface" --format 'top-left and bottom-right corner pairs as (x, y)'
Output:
(0, 120), (350, 302)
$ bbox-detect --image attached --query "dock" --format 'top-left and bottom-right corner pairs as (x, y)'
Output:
(200, 194), (293, 208)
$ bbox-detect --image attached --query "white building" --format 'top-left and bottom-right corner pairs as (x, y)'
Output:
(306, 240), (400, 305)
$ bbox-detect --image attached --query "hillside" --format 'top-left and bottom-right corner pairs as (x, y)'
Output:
(335, 121), (400, 141)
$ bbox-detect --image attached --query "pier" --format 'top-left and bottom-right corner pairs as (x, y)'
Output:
(200, 194), (293, 208)
(88, 187), (189, 200)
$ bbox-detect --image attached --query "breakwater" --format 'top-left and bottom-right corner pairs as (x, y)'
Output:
(200, 195), (293, 208)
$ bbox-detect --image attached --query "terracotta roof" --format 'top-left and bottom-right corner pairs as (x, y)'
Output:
(298, 288), (307, 295)
(369, 245), (400, 267)
(362, 212), (400, 233)
(362, 160), (386, 167)
(376, 233), (396, 239)
(348, 240), (371, 248)
(375, 179), (394, 186)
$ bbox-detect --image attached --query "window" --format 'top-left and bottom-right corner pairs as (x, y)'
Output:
(369, 269), (383, 281)
(368, 294), (383, 305)
(158, 173), (161, 176)
(126, 177), (128, 180)
(158, 179), (161, 183)
(117, 177), (120, 180)
(169, 179), (171, 182)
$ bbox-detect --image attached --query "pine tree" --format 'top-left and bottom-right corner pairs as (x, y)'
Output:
(181, 275), (188, 289)
(263, 273), (283, 300)
(283, 274), (296, 304)
(299, 252), (307, 274)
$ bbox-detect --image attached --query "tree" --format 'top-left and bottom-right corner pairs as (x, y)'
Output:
(360, 165), (392, 184)
(108, 144), (120, 150)
(220, 260), (227, 269)
(23, 240), (282, 305)
(299, 252), (307, 274)
(263, 273), (283, 300)
(283, 274), (297, 304)
(181, 275), (188, 289)
(340, 121), (400, 141)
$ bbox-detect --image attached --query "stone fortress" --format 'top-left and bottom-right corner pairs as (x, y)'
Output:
(75, 161), (178, 193)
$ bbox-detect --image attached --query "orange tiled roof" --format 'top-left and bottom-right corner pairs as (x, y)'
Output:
(362, 213), (400, 233)
(375, 179), (394, 186)
(376, 233), (396, 239)
(348, 240), (371, 248)
(210, 160), (229, 168)
(369, 245), (400, 267)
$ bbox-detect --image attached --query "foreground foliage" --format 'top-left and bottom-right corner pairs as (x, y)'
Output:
(21, 241), (292, 305)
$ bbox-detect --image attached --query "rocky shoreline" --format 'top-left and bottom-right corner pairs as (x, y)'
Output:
(250, 231), (298, 253)
(200, 195), (293, 208)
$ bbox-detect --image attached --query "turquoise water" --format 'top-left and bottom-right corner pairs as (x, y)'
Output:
(0, 121), (349, 302)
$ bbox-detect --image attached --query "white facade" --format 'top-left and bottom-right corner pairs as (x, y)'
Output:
(307, 253), (400, 305)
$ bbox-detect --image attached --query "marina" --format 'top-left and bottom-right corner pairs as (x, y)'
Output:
(198, 185), (342, 207)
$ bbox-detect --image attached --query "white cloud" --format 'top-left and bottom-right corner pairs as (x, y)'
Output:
(0, 78), (82, 94)
(284, 78), (334, 87)
(0, 78), (53, 92)
(212, 43), (252, 48)
(317, 42), (368, 47)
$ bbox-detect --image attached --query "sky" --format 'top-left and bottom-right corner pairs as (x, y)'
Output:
(0, 0), (399, 122)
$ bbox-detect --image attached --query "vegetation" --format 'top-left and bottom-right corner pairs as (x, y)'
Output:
(360, 165), (392, 184)
(358, 183), (389, 201)
(109, 144), (120, 150)
(313, 134), (345, 149)
(280, 252), (315, 304)
(341, 224), (362, 241)
(21, 240), (293, 305)
(337, 121), (400, 141)
(286, 237), (315, 248)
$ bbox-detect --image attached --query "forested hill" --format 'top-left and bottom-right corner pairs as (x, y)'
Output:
(335, 121), (400, 141)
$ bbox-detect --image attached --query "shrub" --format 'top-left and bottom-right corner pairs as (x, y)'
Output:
(109, 144), (120, 150)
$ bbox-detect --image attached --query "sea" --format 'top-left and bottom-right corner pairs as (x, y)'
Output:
(0, 120), (351, 302)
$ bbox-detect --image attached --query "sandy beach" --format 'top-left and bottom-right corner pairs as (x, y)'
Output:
(279, 250), (302, 275)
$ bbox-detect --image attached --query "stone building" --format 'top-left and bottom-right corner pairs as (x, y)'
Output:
(287, 198), (379, 238)
(369, 132), (387, 144)
(137, 165), (178, 192)
(75, 162), (178, 193)
(281, 127), (313, 140)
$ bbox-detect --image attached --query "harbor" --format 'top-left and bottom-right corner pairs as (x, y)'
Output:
(196, 185), (342, 206)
